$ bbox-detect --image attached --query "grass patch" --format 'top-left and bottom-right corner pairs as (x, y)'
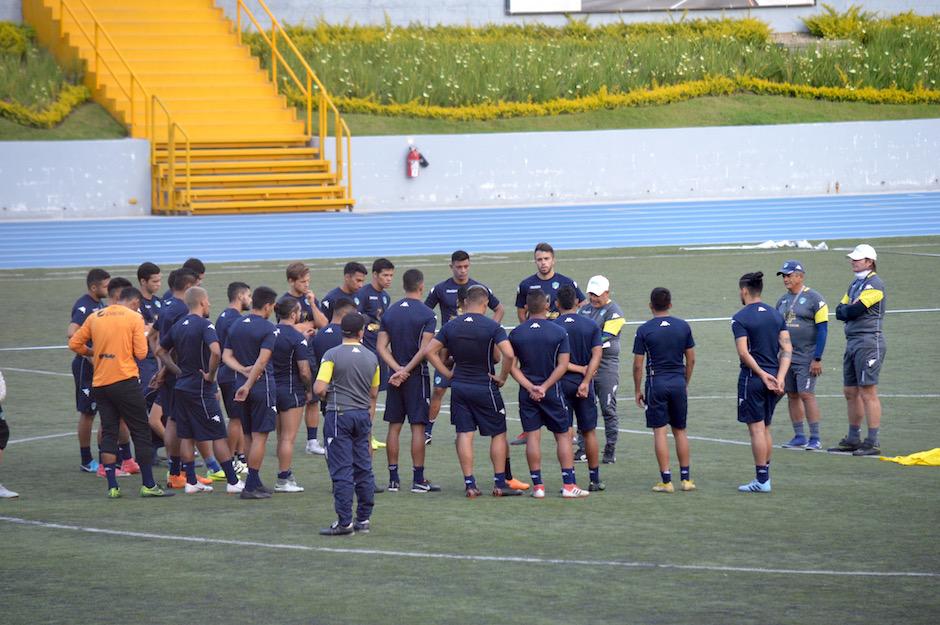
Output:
(337, 94), (940, 135)
(0, 102), (126, 140)
(0, 237), (938, 624)
(0, 22), (82, 109)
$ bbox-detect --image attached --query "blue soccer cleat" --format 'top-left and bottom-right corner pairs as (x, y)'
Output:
(805, 438), (823, 451)
(782, 435), (807, 449)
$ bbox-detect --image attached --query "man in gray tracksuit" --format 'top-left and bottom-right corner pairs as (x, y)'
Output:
(578, 275), (626, 464)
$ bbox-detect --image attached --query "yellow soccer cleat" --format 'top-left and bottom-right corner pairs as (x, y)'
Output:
(652, 481), (675, 493)
(681, 479), (697, 492)
(371, 437), (387, 450)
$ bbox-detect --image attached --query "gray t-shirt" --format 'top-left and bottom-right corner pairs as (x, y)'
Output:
(318, 342), (379, 413)
(774, 287), (828, 363)
(841, 272), (886, 346)
(577, 300), (626, 370)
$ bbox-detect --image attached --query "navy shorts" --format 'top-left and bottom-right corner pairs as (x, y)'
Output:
(276, 387), (306, 413)
(71, 356), (97, 415)
(137, 357), (159, 407)
(158, 380), (176, 421)
(433, 369), (452, 390)
(518, 385), (569, 434)
(0, 411), (8, 450)
(560, 378), (597, 432)
(737, 370), (781, 425)
(450, 381), (507, 437)
(218, 381), (243, 421)
(645, 375), (688, 429)
(173, 389), (227, 441)
(384, 372), (430, 425)
(240, 386), (277, 434)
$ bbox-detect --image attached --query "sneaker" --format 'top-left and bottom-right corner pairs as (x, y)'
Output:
(652, 481), (675, 493)
(107, 487), (122, 499)
(561, 484), (590, 498)
(305, 439), (326, 455)
(782, 435), (808, 449)
(256, 484), (275, 495)
(602, 451), (616, 464)
(509, 432), (527, 446)
(738, 479), (771, 493)
(411, 480), (441, 493)
(530, 484), (546, 499)
(353, 519), (371, 534)
(573, 447), (587, 463)
(505, 477), (530, 491)
(387, 480), (400, 492)
(424, 432), (433, 446)
(225, 481), (246, 494)
(233, 459), (249, 475)
(373, 481), (386, 494)
(275, 477), (305, 493)
(805, 438), (823, 451)
(828, 437), (862, 453)
(465, 485), (482, 498)
(206, 469), (227, 482)
(319, 521), (354, 536)
(370, 437), (386, 450)
(120, 458), (141, 474)
(81, 459), (100, 473)
(680, 479), (697, 492)
(588, 481), (606, 492)
(139, 484), (173, 497)
(166, 473), (186, 489)
(97, 464), (130, 478)
(491, 485), (525, 497)
(239, 488), (272, 500)
(184, 482), (213, 494)
(852, 441), (882, 457)
(0, 484), (19, 498)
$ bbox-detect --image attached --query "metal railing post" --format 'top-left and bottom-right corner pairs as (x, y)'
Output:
(236, 1), (242, 43)
(168, 123), (176, 210)
(306, 72), (312, 137)
(271, 27), (277, 85)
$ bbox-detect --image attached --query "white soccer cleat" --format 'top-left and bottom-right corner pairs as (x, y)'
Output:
(226, 481), (246, 494)
(275, 477), (305, 493)
(561, 485), (589, 498)
(305, 439), (326, 455)
(530, 484), (546, 499)
(0, 483), (19, 498)
(184, 482), (213, 494)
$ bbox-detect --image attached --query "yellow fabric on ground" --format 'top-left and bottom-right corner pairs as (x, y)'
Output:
(879, 448), (940, 466)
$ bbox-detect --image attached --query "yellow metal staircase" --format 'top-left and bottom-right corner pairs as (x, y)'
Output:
(24, 0), (354, 214)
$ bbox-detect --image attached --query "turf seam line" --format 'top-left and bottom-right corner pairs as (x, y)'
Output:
(1, 516), (936, 578)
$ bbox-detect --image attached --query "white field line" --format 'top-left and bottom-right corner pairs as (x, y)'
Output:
(1, 516), (936, 578)
(7, 431), (76, 445)
(3, 307), (939, 353)
(1, 367), (71, 377)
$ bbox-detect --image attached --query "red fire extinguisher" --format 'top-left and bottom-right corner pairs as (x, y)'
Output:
(406, 146), (429, 178)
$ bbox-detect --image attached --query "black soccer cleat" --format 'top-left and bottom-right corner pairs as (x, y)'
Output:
(491, 485), (524, 497)
(319, 521), (354, 536)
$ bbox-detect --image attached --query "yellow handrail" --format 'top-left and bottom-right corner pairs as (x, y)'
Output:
(235, 0), (353, 203)
(57, 0), (192, 212)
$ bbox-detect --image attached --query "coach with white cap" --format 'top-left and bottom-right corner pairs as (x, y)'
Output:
(830, 244), (887, 457)
(578, 275), (626, 464)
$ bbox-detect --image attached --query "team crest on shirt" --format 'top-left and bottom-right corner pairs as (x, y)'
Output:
(799, 297), (806, 305)
(354, 297), (360, 305)
(552, 281), (559, 289)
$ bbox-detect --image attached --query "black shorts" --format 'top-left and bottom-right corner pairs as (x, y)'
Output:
(518, 385), (569, 434)
(173, 389), (227, 442)
(240, 386), (277, 434)
(450, 381), (507, 437)
(737, 370), (781, 425)
(0, 412), (9, 450)
(560, 377), (597, 432)
(645, 375), (688, 429)
(71, 356), (97, 415)
(384, 372), (430, 425)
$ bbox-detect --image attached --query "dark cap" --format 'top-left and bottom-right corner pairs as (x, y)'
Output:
(776, 260), (805, 276)
(341, 312), (364, 337)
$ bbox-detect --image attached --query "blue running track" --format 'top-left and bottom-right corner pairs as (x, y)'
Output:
(1, 192), (939, 269)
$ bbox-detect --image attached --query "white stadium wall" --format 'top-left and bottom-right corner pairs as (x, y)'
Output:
(1, 121), (938, 218)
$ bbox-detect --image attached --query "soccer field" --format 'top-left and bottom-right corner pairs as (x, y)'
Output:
(1, 236), (938, 625)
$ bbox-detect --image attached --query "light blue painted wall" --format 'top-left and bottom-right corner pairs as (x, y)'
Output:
(214, 1), (940, 32)
(348, 120), (940, 210)
(0, 139), (150, 219)
(0, 0), (19, 22)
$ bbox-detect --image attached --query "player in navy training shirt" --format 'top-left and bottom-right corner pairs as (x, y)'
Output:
(216, 281), (251, 469)
(555, 285), (605, 491)
(135, 262), (162, 408)
(515, 242), (585, 323)
(377, 269), (439, 493)
(731, 272), (792, 493)
(158, 287), (243, 494)
(632, 287), (696, 494)
(425, 285), (525, 498)
(68, 268), (110, 472)
(320, 261), (368, 320)
(423, 250), (504, 446)
(356, 258), (394, 391)
(222, 286), (279, 499)
(510, 290), (588, 499)
(271, 296), (314, 493)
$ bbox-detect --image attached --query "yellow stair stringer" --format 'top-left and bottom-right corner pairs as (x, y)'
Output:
(23, 0), (355, 214)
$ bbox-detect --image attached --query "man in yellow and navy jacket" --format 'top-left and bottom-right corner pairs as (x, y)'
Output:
(830, 244), (886, 457)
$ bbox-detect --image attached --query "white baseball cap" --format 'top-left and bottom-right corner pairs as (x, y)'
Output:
(586, 275), (610, 295)
(847, 244), (877, 261)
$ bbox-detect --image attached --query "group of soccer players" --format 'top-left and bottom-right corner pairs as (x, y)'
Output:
(62, 240), (887, 528)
